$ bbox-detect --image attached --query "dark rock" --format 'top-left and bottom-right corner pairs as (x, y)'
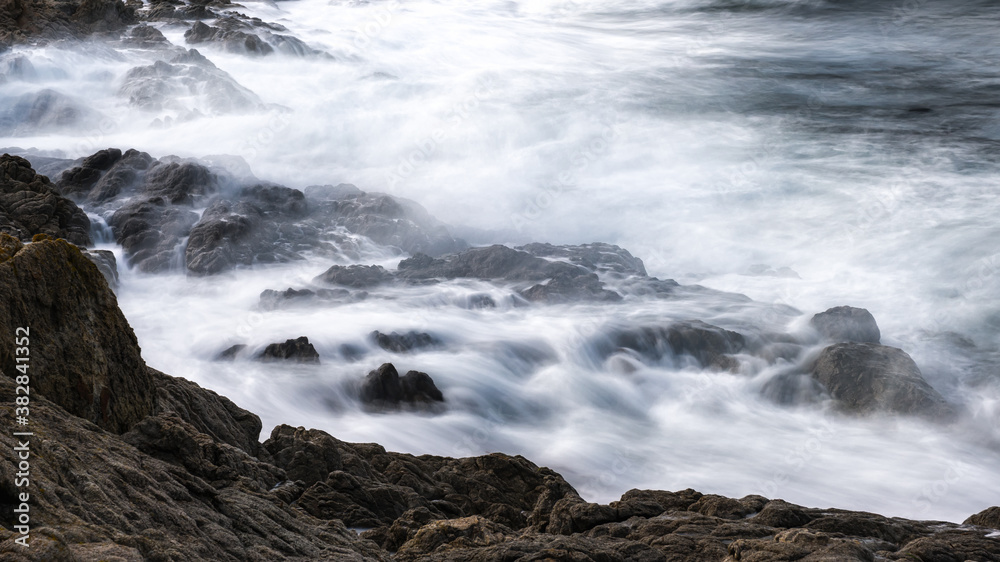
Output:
(184, 21), (274, 56)
(809, 342), (954, 418)
(359, 363), (444, 408)
(57, 147), (154, 203)
(0, 235), (153, 433)
(81, 248), (119, 290)
(108, 195), (199, 272)
(753, 499), (814, 528)
(256, 336), (320, 363)
(370, 330), (442, 353)
(0, 0), (135, 43)
(0, 154), (91, 245)
(124, 23), (168, 46)
(397, 245), (622, 303)
(965, 505), (1000, 529)
(518, 242), (647, 277)
(151, 367), (262, 456)
(810, 305), (881, 343)
(891, 529), (1000, 561)
(314, 264), (394, 288)
(594, 320), (745, 371)
(215, 343), (247, 361)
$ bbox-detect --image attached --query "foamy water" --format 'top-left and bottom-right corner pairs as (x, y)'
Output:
(4, 0), (1000, 522)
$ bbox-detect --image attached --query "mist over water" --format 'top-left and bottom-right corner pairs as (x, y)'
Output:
(4, 0), (1000, 522)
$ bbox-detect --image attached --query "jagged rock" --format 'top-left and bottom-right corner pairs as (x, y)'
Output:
(359, 363), (444, 408)
(314, 264), (394, 288)
(594, 320), (746, 371)
(57, 147), (154, 203)
(184, 21), (274, 56)
(370, 330), (441, 353)
(151, 368), (262, 456)
(0, 375), (387, 561)
(0, 235), (153, 433)
(215, 343), (247, 361)
(118, 54), (262, 114)
(0, 0), (135, 43)
(108, 195), (199, 272)
(965, 505), (1000, 529)
(518, 242), (647, 277)
(259, 287), (356, 310)
(810, 306), (881, 343)
(0, 154), (91, 245)
(398, 245), (622, 303)
(809, 342), (954, 418)
(256, 336), (320, 363)
(124, 23), (168, 46)
(185, 185), (309, 275)
(81, 248), (119, 289)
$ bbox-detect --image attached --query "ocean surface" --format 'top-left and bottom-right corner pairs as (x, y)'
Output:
(3, 0), (999, 522)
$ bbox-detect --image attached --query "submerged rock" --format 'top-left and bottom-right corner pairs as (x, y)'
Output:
(0, 154), (91, 246)
(256, 336), (320, 363)
(314, 264), (394, 288)
(370, 330), (442, 353)
(810, 305), (881, 343)
(595, 320), (746, 371)
(359, 363), (444, 409)
(809, 342), (953, 418)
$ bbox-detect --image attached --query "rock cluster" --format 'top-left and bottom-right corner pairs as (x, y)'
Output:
(0, 206), (997, 561)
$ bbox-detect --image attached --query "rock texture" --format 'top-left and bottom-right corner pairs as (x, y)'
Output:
(810, 306), (881, 344)
(0, 234), (153, 433)
(0, 0), (135, 44)
(0, 228), (997, 560)
(809, 342), (954, 418)
(594, 320), (746, 371)
(359, 363), (445, 409)
(0, 154), (91, 246)
(256, 336), (320, 363)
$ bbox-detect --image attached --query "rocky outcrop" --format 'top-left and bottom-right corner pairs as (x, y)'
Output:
(359, 363), (444, 409)
(315, 264), (394, 288)
(593, 320), (746, 371)
(370, 330), (442, 353)
(398, 244), (623, 303)
(256, 336), (320, 363)
(810, 305), (881, 343)
(518, 242), (647, 277)
(117, 52), (263, 115)
(0, 154), (91, 245)
(0, 235), (153, 433)
(809, 342), (954, 418)
(0, 228), (997, 560)
(0, 0), (135, 44)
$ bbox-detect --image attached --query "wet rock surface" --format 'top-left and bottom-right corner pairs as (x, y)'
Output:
(809, 342), (954, 418)
(0, 229), (997, 560)
(594, 320), (747, 371)
(256, 336), (320, 363)
(810, 305), (881, 344)
(0, 154), (91, 246)
(359, 362), (445, 409)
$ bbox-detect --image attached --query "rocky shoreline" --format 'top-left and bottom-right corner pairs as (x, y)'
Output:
(0, 153), (998, 560)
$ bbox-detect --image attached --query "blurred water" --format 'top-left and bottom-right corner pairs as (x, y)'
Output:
(5, 0), (1000, 521)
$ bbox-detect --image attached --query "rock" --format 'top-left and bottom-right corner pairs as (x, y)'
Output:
(0, 235), (153, 433)
(809, 342), (954, 418)
(305, 183), (364, 200)
(761, 372), (829, 406)
(185, 184), (310, 275)
(397, 245), (622, 303)
(0, 154), (91, 245)
(370, 330), (442, 353)
(752, 499), (814, 528)
(0, 0), (135, 43)
(396, 516), (512, 556)
(81, 248), (119, 290)
(151, 368), (263, 456)
(810, 306), (881, 343)
(118, 55), (262, 114)
(518, 242), (647, 277)
(184, 21), (274, 56)
(259, 287), (355, 310)
(58, 147), (154, 203)
(594, 320), (745, 371)
(314, 264), (394, 288)
(215, 344), (247, 362)
(124, 23), (168, 46)
(0, 88), (106, 135)
(359, 363), (444, 408)
(256, 336), (320, 363)
(965, 505), (1000, 529)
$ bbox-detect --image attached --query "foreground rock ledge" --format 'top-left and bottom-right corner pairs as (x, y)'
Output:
(0, 241), (998, 560)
